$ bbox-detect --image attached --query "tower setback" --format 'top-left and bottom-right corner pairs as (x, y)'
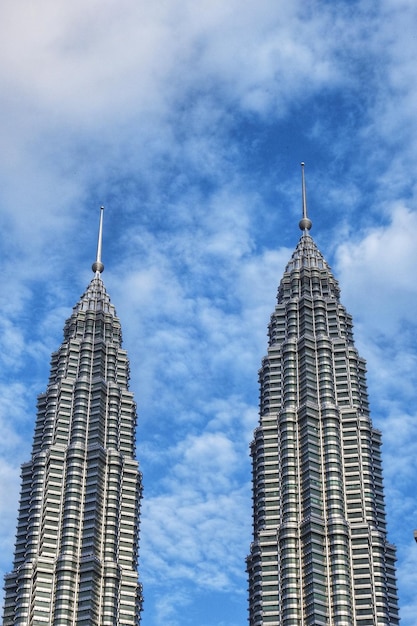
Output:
(247, 166), (400, 625)
(3, 208), (143, 625)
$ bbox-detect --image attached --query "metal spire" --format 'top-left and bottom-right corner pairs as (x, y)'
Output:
(92, 206), (105, 274)
(299, 162), (312, 232)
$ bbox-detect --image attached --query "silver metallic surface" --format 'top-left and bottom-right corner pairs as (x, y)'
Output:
(247, 173), (399, 626)
(299, 162), (313, 232)
(92, 206), (105, 274)
(3, 217), (142, 625)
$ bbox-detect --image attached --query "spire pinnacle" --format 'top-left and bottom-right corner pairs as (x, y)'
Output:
(299, 162), (312, 232)
(92, 206), (105, 274)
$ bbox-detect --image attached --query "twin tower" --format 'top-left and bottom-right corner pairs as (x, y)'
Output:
(2, 169), (400, 625)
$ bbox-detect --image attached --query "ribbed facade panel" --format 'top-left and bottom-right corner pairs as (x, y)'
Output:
(3, 276), (142, 625)
(247, 233), (399, 626)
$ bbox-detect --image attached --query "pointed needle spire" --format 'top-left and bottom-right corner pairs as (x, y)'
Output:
(92, 206), (105, 274)
(299, 162), (312, 232)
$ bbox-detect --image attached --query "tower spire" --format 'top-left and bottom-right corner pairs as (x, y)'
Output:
(299, 162), (312, 232)
(92, 206), (105, 274)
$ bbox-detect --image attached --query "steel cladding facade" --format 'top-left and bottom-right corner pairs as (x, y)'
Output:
(3, 276), (142, 625)
(247, 232), (400, 625)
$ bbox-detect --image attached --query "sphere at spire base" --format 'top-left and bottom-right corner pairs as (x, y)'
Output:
(92, 261), (104, 273)
(299, 217), (312, 231)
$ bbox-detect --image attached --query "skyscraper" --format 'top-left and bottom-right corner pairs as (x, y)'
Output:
(3, 208), (143, 625)
(247, 166), (400, 625)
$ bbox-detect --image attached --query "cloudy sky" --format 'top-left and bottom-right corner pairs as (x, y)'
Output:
(1, 0), (417, 624)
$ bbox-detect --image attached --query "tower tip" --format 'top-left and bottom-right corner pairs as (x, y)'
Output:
(299, 162), (312, 232)
(92, 206), (105, 274)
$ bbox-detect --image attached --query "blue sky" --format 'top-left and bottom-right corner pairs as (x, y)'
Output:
(0, 0), (417, 624)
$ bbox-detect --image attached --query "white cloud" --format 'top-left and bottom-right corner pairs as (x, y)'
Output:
(1, 1), (417, 624)
(0, 0), (349, 125)
(336, 204), (417, 336)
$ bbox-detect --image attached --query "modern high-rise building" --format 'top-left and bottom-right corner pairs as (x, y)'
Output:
(3, 208), (143, 625)
(247, 166), (400, 625)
